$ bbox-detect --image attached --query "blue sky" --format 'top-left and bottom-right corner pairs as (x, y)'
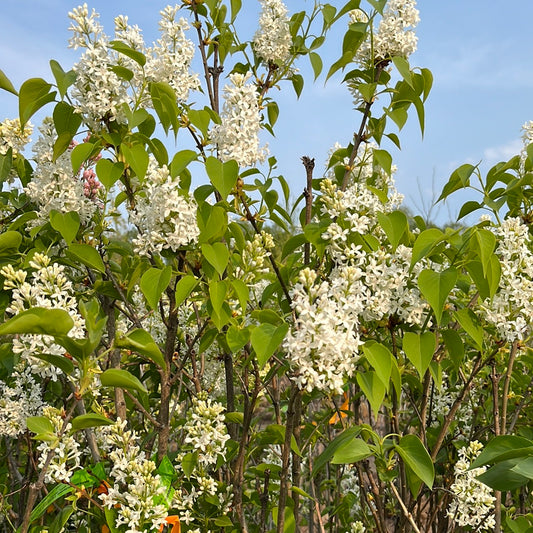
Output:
(1, 1), (533, 224)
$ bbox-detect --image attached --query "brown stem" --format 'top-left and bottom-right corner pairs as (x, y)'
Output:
(390, 481), (422, 533)
(501, 340), (519, 433)
(508, 372), (533, 433)
(341, 62), (386, 192)
(259, 469), (271, 533)
(240, 195), (292, 305)
(277, 387), (301, 533)
(491, 362), (502, 533)
(301, 156), (315, 264)
(291, 393), (303, 532)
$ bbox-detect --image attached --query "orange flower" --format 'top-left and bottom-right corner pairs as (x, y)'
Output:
(329, 392), (350, 425)
(159, 516), (181, 533)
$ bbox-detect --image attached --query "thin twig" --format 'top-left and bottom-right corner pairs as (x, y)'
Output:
(390, 482), (422, 533)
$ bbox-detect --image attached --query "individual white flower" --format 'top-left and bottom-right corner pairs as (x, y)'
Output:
(130, 156), (199, 256)
(0, 117), (33, 156)
(253, 0), (292, 66)
(447, 441), (495, 531)
(209, 72), (269, 167)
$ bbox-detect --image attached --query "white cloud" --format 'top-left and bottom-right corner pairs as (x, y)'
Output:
(483, 138), (522, 165)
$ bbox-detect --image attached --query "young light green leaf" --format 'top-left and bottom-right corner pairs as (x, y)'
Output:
(331, 438), (372, 464)
(454, 308), (483, 350)
(209, 280), (228, 314)
(251, 322), (289, 368)
(205, 156), (238, 201)
(362, 342), (393, 391)
(411, 228), (444, 267)
(71, 414), (113, 431)
(28, 484), (74, 524)
(226, 325), (250, 353)
(175, 275), (198, 307)
(100, 368), (147, 394)
(396, 434), (434, 489)
(0, 68), (17, 95)
(357, 371), (386, 417)
(26, 415), (54, 435)
(115, 328), (166, 369)
(202, 242), (229, 276)
(170, 149), (197, 177)
(376, 210), (408, 251)
(50, 210), (80, 244)
(418, 268), (457, 324)
(67, 243), (106, 273)
(49, 59), (77, 98)
(0, 308), (73, 336)
(140, 266), (172, 311)
(70, 142), (95, 173)
(19, 78), (56, 126)
(402, 331), (435, 378)
(121, 144), (149, 180)
(96, 159), (124, 189)
(0, 230), (22, 255)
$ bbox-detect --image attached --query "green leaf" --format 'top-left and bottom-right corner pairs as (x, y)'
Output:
(188, 108), (211, 136)
(50, 210), (80, 243)
(50, 60), (76, 99)
(396, 434), (434, 489)
(438, 163), (476, 202)
(418, 268), (457, 324)
(313, 427), (362, 475)
(150, 81), (179, 134)
(115, 328), (166, 369)
(100, 368), (147, 394)
(96, 159), (124, 189)
(31, 352), (74, 375)
(0, 230), (22, 255)
(181, 451), (198, 478)
(71, 414), (113, 431)
(140, 266), (172, 311)
(109, 40), (146, 65)
(477, 460), (530, 491)
(331, 437), (372, 464)
(376, 210), (408, 251)
(392, 56), (413, 88)
(26, 416), (54, 435)
(175, 275), (198, 307)
(202, 242), (229, 276)
(170, 149), (197, 177)
(471, 435), (533, 469)
(209, 280), (228, 314)
(291, 74), (304, 98)
(441, 329), (464, 369)
(0, 68), (17, 95)
(472, 228), (497, 276)
(122, 143), (149, 179)
(197, 204), (228, 243)
(0, 308), (73, 336)
(403, 331), (435, 379)
(232, 279), (249, 312)
(226, 325), (250, 353)
(70, 142), (95, 173)
(0, 148), (12, 182)
(357, 371), (386, 417)
(205, 156), (238, 200)
(411, 228), (444, 267)
(19, 78), (56, 126)
(309, 52), (323, 80)
(454, 308), (483, 350)
(362, 343), (393, 391)
(251, 322), (289, 368)
(230, 0), (242, 22)
(67, 243), (106, 273)
(28, 483), (73, 524)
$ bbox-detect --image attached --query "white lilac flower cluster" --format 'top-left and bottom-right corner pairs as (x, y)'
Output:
(130, 156), (199, 256)
(26, 119), (98, 226)
(36, 407), (82, 484)
(284, 267), (365, 394)
(0, 117), (33, 157)
(253, 0), (292, 67)
(447, 441), (495, 531)
(99, 419), (168, 533)
(173, 395), (231, 526)
(209, 72), (268, 167)
(68, 4), (198, 129)
(353, 0), (419, 66)
(285, 144), (429, 393)
(1, 253), (85, 381)
(0, 368), (44, 437)
(481, 217), (533, 342)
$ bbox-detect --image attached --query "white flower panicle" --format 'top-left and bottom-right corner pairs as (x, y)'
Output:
(130, 156), (199, 256)
(37, 407), (81, 484)
(284, 267), (364, 394)
(144, 5), (200, 102)
(182, 395), (230, 467)
(481, 217), (533, 342)
(447, 441), (495, 531)
(99, 419), (168, 533)
(0, 117), (32, 156)
(26, 119), (98, 225)
(1, 253), (85, 380)
(209, 72), (269, 167)
(355, 0), (419, 66)
(253, 0), (292, 66)
(0, 368), (45, 437)
(69, 5), (199, 128)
